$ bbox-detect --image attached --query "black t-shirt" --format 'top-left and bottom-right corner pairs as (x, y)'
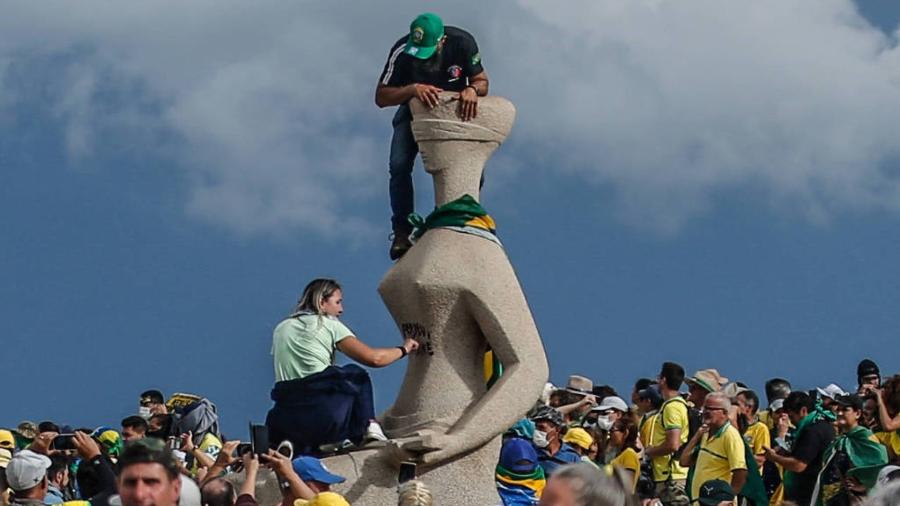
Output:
(378, 26), (484, 93)
(785, 420), (835, 505)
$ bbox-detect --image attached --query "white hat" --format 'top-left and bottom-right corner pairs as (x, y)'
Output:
(769, 399), (785, 412)
(6, 449), (51, 491)
(592, 396), (629, 413)
(816, 383), (847, 400)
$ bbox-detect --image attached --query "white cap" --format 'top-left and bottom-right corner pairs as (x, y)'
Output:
(6, 449), (51, 491)
(816, 383), (847, 400)
(592, 396), (629, 413)
(769, 399), (785, 412)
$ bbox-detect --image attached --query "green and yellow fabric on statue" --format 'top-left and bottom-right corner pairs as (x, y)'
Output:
(408, 194), (497, 242)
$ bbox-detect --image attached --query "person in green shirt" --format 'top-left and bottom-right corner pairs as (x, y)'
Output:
(267, 278), (419, 455)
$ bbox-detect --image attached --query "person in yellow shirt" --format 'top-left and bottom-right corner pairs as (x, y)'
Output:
(637, 384), (663, 450)
(643, 362), (690, 506)
(607, 417), (642, 493)
(735, 390), (770, 473)
(679, 392), (748, 504)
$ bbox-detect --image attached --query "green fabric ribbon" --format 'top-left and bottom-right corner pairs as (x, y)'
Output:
(408, 194), (496, 241)
(496, 463), (546, 483)
(813, 425), (888, 505)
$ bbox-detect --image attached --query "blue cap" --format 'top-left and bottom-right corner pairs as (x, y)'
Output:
(292, 456), (345, 485)
(499, 438), (538, 474)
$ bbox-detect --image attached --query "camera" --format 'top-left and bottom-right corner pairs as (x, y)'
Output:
(166, 437), (182, 450)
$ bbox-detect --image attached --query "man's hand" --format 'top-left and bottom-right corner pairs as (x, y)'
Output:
(30, 432), (58, 455)
(214, 440), (240, 468)
(843, 476), (866, 494)
(762, 446), (783, 463)
(412, 84), (442, 108)
(241, 451), (260, 474)
(180, 432), (195, 453)
(695, 423), (710, 439)
(456, 86), (478, 121)
(73, 431), (102, 461)
(260, 449), (294, 478)
(578, 394), (597, 408)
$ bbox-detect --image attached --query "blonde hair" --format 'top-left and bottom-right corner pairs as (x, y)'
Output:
(291, 278), (341, 317)
(397, 479), (432, 506)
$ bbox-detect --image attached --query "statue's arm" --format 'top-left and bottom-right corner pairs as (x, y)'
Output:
(417, 275), (549, 465)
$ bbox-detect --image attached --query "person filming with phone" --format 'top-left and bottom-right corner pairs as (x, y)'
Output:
(266, 278), (419, 455)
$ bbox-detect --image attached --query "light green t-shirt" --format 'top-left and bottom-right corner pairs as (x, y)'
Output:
(272, 315), (354, 382)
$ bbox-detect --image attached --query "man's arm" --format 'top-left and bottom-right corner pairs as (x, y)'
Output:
(238, 453), (259, 500)
(466, 71), (489, 96)
(645, 428), (682, 458)
(456, 71), (489, 121)
(260, 450), (317, 503)
(375, 83), (443, 108)
(730, 468), (748, 494)
(677, 425), (707, 468)
(763, 447), (808, 473)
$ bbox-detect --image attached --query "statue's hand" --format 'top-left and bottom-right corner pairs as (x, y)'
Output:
(399, 431), (463, 467)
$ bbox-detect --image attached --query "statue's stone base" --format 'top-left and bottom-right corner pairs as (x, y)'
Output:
(251, 437), (501, 505)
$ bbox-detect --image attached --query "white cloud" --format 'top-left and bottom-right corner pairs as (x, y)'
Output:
(1, 1), (900, 235)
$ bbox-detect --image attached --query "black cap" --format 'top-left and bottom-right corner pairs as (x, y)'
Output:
(857, 359), (880, 382)
(834, 393), (864, 411)
(530, 406), (564, 427)
(698, 479), (735, 505)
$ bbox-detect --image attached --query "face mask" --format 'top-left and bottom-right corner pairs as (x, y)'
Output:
(533, 430), (550, 448)
(596, 415), (614, 431)
(138, 406), (152, 419)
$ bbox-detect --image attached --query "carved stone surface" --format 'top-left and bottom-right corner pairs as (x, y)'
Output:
(258, 94), (549, 504)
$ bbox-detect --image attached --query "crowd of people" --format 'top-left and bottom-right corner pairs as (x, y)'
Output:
(3, 358), (899, 506)
(4, 10), (900, 505)
(494, 359), (900, 506)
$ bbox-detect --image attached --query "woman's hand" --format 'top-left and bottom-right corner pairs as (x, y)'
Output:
(402, 337), (420, 354)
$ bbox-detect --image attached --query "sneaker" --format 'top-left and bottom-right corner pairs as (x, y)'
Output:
(318, 439), (355, 454)
(389, 231), (412, 260)
(364, 421), (388, 442)
(276, 440), (293, 460)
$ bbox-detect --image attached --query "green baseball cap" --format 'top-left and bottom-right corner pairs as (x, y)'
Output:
(698, 479), (735, 505)
(405, 13), (444, 60)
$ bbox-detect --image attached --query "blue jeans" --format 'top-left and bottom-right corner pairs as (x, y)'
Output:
(388, 103), (485, 232)
(389, 104), (418, 232)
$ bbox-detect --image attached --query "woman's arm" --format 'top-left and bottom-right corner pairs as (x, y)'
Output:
(337, 335), (418, 368)
(876, 390), (900, 431)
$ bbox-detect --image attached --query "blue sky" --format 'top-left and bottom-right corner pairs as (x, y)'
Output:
(2, 0), (900, 437)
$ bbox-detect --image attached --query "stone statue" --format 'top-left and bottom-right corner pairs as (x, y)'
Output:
(262, 94), (549, 505)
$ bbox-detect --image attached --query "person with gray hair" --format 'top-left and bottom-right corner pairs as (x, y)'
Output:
(864, 480), (900, 506)
(679, 392), (748, 502)
(539, 463), (638, 506)
(397, 479), (432, 506)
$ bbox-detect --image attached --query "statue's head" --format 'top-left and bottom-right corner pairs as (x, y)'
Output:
(410, 94), (516, 175)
